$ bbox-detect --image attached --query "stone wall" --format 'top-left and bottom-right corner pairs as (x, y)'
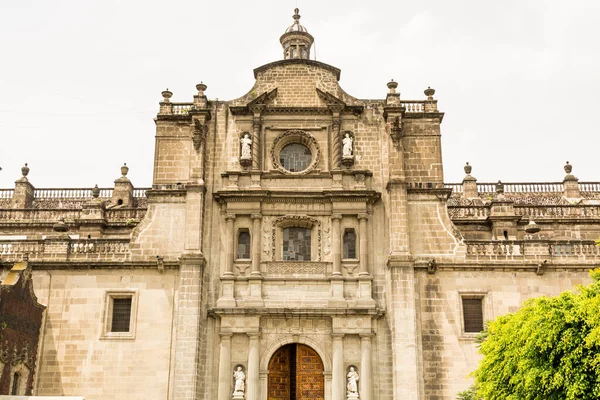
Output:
(31, 268), (177, 400)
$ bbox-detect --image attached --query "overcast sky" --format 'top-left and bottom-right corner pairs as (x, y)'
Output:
(1, 0), (598, 188)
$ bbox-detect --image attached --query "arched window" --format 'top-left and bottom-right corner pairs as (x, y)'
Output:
(343, 229), (356, 259)
(11, 372), (21, 395)
(237, 230), (251, 259)
(283, 227), (311, 261)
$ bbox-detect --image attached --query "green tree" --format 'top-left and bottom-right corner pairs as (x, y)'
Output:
(472, 269), (600, 399)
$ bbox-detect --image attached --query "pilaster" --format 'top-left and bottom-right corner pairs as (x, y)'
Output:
(172, 253), (205, 400)
(218, 333), (233, 400)
(217, 213), (237, 308)
(246, 333), (261, 400)
(332, 334), (345, 400)
(246, 213), (264, 307)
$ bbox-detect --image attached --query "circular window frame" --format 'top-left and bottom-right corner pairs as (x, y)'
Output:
(271, 130), (320, 175)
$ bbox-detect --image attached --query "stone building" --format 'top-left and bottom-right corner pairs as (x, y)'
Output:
(1, 8), (599, 400)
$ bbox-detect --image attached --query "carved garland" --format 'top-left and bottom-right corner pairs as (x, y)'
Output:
(271, 215), (322, 261)
(271, 130), (321, 175)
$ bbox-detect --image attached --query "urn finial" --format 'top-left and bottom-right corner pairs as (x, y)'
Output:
(196, 82), (207, 96)
(464, 162), (472, 175)
(21, 163), (30, 177)
(424, 86), (435, 100)
(121, 163), (129, 177)
(564, 161), (572, 174)
(161, 88), (173, 103)
(387, 79), (398, 94)
(92, 184), (100, 198)
(496, 180), (504, 194)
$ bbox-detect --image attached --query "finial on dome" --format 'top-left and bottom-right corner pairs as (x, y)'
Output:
(293, 8), (300, 22)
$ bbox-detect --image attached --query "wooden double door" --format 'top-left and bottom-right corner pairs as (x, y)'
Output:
(268, 343), (325, 400)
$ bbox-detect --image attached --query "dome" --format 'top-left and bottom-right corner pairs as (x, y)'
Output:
(285, 8), (308, 33)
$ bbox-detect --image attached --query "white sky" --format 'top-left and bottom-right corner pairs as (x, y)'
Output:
(1, 0), (599, 188)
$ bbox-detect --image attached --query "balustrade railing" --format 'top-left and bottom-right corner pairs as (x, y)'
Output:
(514, 205), (600, 218)
(448, 206), (489, 219)
(0, 240), (45, 256)
(35, 188), (112, 198)
(105, 208), (147, 221)
(0, 209), (82, 221)
(0, 189), (14, 199)
(447, 181), (600, 194)
(400, 101), (425, 113)
(464, 240), (600, 260)
(465, 240), (524, 257)
(70, 239), (130, 255)
(0, 238), (130, 262)
(172, 103), (194, 115)
(579, 182), (600, 192)
(549, 241), (600, 257)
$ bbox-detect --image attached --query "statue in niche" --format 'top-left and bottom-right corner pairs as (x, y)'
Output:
(342, 133), (353, 157)
(233, 366), (246, 395)
(347, 366), (359, 395)
(240, 133), (252, 160)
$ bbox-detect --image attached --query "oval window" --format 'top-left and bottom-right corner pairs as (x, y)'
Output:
(279, 143), (312, 172)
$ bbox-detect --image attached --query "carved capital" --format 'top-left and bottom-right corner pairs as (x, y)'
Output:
(331, 213), (342, 221)
(357, 213), (369, 221)
(251, 213), (263, 220)
(226, 213), (236, 222)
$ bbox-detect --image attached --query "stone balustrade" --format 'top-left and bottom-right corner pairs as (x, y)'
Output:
(0, 240), (45, 257)
(0, 209), (82, 222)
(514, 205), (600, 219)
(172, 103), (195, 115)
(447, 206), (489, 219)
(446, 182), (600, 195)
(400, 101), (425, 113)
(0, 189), (14, 199)
(0, 208), (147, 224)
(0, 238), (131, 262)
(31, 187), (149, 199)
(104, 208), (147, 222)
(465, 239), (600, 261)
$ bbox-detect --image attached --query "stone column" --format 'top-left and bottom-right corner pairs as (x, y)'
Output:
(332, 214), (342, 276)
(329, 214), (345, 307)
(358, 214), (369, 276)
(217, 214), (236, 308)
(332, 334), (345, 400)
(251, 214), (262, 276)
(218, 333), (232, 400)
(360, 334), (373, 400)
(332, 115), (342, 170)
(225, 213), (236, 276)
(247, 333), (261, 400)
(247, 214), (264, 306)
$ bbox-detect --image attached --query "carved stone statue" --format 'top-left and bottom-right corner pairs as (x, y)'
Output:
(347, 366), (359, 395)
(342, 133), (353, 157)
(240, 134), (252, 160)
(233, 366), (246, 396)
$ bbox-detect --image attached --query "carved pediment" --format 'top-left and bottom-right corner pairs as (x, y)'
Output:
(230, 89), (278, 115)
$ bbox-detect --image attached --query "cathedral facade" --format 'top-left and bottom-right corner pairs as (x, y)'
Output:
(1, 9), (599, 400)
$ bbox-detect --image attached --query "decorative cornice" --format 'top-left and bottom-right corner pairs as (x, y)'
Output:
(253, 59), (341, 80)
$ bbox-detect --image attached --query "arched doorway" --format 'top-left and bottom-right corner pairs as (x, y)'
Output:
(268, 343), (324, 400)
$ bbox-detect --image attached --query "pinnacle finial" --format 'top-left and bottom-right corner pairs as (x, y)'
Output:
(293, 8), (300, 22)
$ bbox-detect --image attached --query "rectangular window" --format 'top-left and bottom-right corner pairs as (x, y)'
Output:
(462, 297), (484, 333)
(101, 290), (138, 339)
(282, 227), (311, 261)
(111, 298), (132, 332)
